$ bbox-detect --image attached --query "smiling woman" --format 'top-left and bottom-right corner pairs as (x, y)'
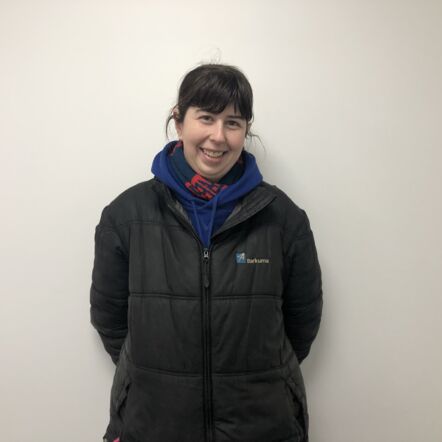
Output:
(174, 104), (247, 182)
(90, 63), (323, 442)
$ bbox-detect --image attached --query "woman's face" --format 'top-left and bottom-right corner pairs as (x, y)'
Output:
(175, 104), (249, 182)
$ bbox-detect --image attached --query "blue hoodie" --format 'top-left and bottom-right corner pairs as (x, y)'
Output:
(151, 141), (263, 247)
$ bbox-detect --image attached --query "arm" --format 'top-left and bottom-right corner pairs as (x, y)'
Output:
(282, 210), (323, 364)
(90, 206), (129, 364)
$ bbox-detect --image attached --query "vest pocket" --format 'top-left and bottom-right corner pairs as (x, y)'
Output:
(107, 350), (131, 441)
(284, 377), (308, 441)
(119, 367), (206, 442)
(115, 376), (131, 419)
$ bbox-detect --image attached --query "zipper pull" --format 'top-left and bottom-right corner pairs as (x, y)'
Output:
(203, 248), (210, 288)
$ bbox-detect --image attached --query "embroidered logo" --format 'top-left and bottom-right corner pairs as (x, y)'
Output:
(236, 252), (246, 264)
(236, 252), (270, 264)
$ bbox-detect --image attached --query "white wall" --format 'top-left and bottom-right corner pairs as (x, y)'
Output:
(1, 1), (441, 441)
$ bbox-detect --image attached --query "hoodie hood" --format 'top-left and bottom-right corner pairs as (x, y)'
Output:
(151, 140), (263, 246)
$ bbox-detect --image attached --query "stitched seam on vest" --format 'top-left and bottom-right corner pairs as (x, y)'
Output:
(128, 360), (292, 377)
(130, 292), (200, 299)
(113, 220), (183, 229)
(129, 292), (281, 299)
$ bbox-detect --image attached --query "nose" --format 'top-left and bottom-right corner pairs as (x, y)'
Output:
(209, 121), (226, 144)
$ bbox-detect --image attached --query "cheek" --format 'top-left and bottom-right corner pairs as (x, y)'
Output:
(183, 127), (206, 146)
(231, 133), (246, 151)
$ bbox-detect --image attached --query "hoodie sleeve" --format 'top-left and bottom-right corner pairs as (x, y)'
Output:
(90, 205), (129, 364)
(282, 207), (323, 364)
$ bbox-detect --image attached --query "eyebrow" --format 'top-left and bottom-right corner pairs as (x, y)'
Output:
(196, 109), (245, 119)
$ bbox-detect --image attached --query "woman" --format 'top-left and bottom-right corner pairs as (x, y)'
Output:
(90, 63), (323, 442)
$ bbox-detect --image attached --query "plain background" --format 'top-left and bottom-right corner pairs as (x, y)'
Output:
(1, 0), (441, 441)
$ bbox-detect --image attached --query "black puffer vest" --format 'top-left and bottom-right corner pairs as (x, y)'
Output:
(90, 178), (323, 442)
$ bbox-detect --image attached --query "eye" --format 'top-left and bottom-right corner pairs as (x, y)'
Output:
(199, 115), (213, 122)
(227, 120), (242, 128)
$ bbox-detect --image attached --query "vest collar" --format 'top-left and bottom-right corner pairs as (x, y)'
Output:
(157, 179), (276, 242)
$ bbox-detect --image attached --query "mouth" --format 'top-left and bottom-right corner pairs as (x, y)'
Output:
(200, 148), (227, 159)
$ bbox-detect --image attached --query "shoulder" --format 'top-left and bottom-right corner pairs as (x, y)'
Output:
(259, 181), (312, 238)
(97, 178), (165, 228)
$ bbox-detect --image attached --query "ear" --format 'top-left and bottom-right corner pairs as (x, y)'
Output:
(175, 120), (182, 138)
(246, 123), (252, 137)
(172, 107), (182, 138)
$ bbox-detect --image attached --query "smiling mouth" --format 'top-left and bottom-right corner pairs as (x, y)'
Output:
(200, 148), (226, 158)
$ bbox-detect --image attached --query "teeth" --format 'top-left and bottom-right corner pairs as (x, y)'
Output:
(202, 149), (224, 158)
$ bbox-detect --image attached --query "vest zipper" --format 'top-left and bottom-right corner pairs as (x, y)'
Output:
(163, 200), (215, 441)
(202, 247), (214, 442)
